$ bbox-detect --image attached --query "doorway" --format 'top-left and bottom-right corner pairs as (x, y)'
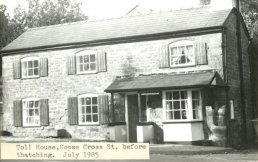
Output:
(126, 94), (139, 142)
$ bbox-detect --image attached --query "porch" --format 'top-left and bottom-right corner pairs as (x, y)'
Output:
(105, 72), (228, 144)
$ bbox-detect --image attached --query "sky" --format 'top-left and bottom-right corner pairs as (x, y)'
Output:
(0, 0), (201, 20)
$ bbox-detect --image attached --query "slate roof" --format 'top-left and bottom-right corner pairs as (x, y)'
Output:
(2, 6), (232, 53)
(105, 72), (225, 92)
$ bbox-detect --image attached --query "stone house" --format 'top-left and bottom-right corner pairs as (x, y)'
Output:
(0, 3), (255, 146)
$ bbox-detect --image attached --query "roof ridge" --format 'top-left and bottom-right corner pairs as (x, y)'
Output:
(27, 5), (215, 32)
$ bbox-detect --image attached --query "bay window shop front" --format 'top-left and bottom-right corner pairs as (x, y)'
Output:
(105, 72), (227, 143)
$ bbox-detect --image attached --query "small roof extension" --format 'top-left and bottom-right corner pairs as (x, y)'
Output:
(1, 6), (233, 54)
(105, 72), (226, 93)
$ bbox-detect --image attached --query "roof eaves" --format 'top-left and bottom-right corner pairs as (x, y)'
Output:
(0, 26), (224, 56)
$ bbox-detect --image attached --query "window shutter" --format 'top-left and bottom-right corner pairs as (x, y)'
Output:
(159, 45), (169, 68)
(67, 56), (76, 75)
(13, 61), (21, 79)
(40, 58), (48, 77)
(195, 41), (208, 65)
(97, 51), (107, 72)
(13, 100), (22, 127)
(40, 99), (49, 126)
(68, 97), (78, 125)
(98, 95), (109, 124)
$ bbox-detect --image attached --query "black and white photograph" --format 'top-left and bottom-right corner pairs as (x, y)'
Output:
(0, 0), (258, 161)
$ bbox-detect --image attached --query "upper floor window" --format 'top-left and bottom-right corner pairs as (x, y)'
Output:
(163, 89), (202, 121)
(169, 40), (195, 67)
(21, 57), (39, 78)
(13, 57), (48, 80)
(76, 50), (97, 74)
(159, 40), (207, 68)
(67, 50), (107, 75)
(78, 94), (99, 125)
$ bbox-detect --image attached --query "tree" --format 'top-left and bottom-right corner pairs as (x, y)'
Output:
(0, 0), (88, 50)
(241, 0), (258, 39)
(0, 5), (11, 49)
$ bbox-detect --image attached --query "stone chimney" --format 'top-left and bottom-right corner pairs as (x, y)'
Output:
(210, 0), (237, 10)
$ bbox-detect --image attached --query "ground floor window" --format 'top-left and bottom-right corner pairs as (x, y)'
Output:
(22, 98), (40, 126)
(163, 89), (202, 121)
(78, 94), (99, 125)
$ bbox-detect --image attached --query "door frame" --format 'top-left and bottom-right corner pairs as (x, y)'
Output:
(125, 92), (138, 142)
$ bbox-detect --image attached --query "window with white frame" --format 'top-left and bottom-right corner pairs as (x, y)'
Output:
(22, 98), (40, 126)
(78, 94), (99, 125)
(169, 40), (195, 67)
(21, 57), (39, 78)
(164, 89), (202, 121)
(76, 50), (97, 74)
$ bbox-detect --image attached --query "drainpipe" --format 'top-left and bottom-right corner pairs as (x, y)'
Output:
(236, 0), (247, 145)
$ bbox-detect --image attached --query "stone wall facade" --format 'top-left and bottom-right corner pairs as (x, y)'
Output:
(2, 33), (224, 139)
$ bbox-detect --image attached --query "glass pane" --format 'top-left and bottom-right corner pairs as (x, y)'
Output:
(90, 63), (96, 71)
(79, 56), (83, 63)
(166, 111), (173, 120)
(86, 97), (91, 105)
(86, 115), (92, 122)
(35, 109), (39, 115)
(182, 110), (187, 119)
(90, 55), (95, 62)
(181, 91), (187, 99)
(86, 106), (91, 113)
(28, 69), (33, 76)
(166, 101), (172, 110)
(92, 106), (98, 113)
(29, 109), (33, 116)
(84, 55), (89, 63)
(84, 63), (89, 71)
(80, 64), (83, 72)
(181, 101), (186, 109)
(192, 100), (200, 110)
(166, 92), (172, 100)
(174, 111), (181, 119)
(81, 106), (85, 114)
(178, 46), (184, 55)
(171, 47), (177, 56)
(171, 56), (179, 65)
(28, 61), (33, 68)
(23, 69), (28, 76)
(34, 68), (39, 75)
(173, 91), (180, 100)
(29, 101), (34, 108)
(82, 115), (85, 123)
(92, 97), (97, 104)
(93, 115), (98, 122)
(34, 60), (38, 67)
(192, 91), (200, 100)
(28, 117), (32, 124)
(23, 62), (27, 69)
(35, 101), (39, 107)
(173, 101), (180, 110)
(180, 55), (187, 64)
(35, 119), (39, 125)
(81, 98), (85, 105)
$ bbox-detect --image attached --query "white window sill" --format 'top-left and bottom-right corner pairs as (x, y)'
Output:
(78, 123), (100, 126)
(22, 75), (40, 79)
(76, 71), (97, 75)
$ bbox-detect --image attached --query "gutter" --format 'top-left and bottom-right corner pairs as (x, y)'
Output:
(1, 26), (225, 56)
